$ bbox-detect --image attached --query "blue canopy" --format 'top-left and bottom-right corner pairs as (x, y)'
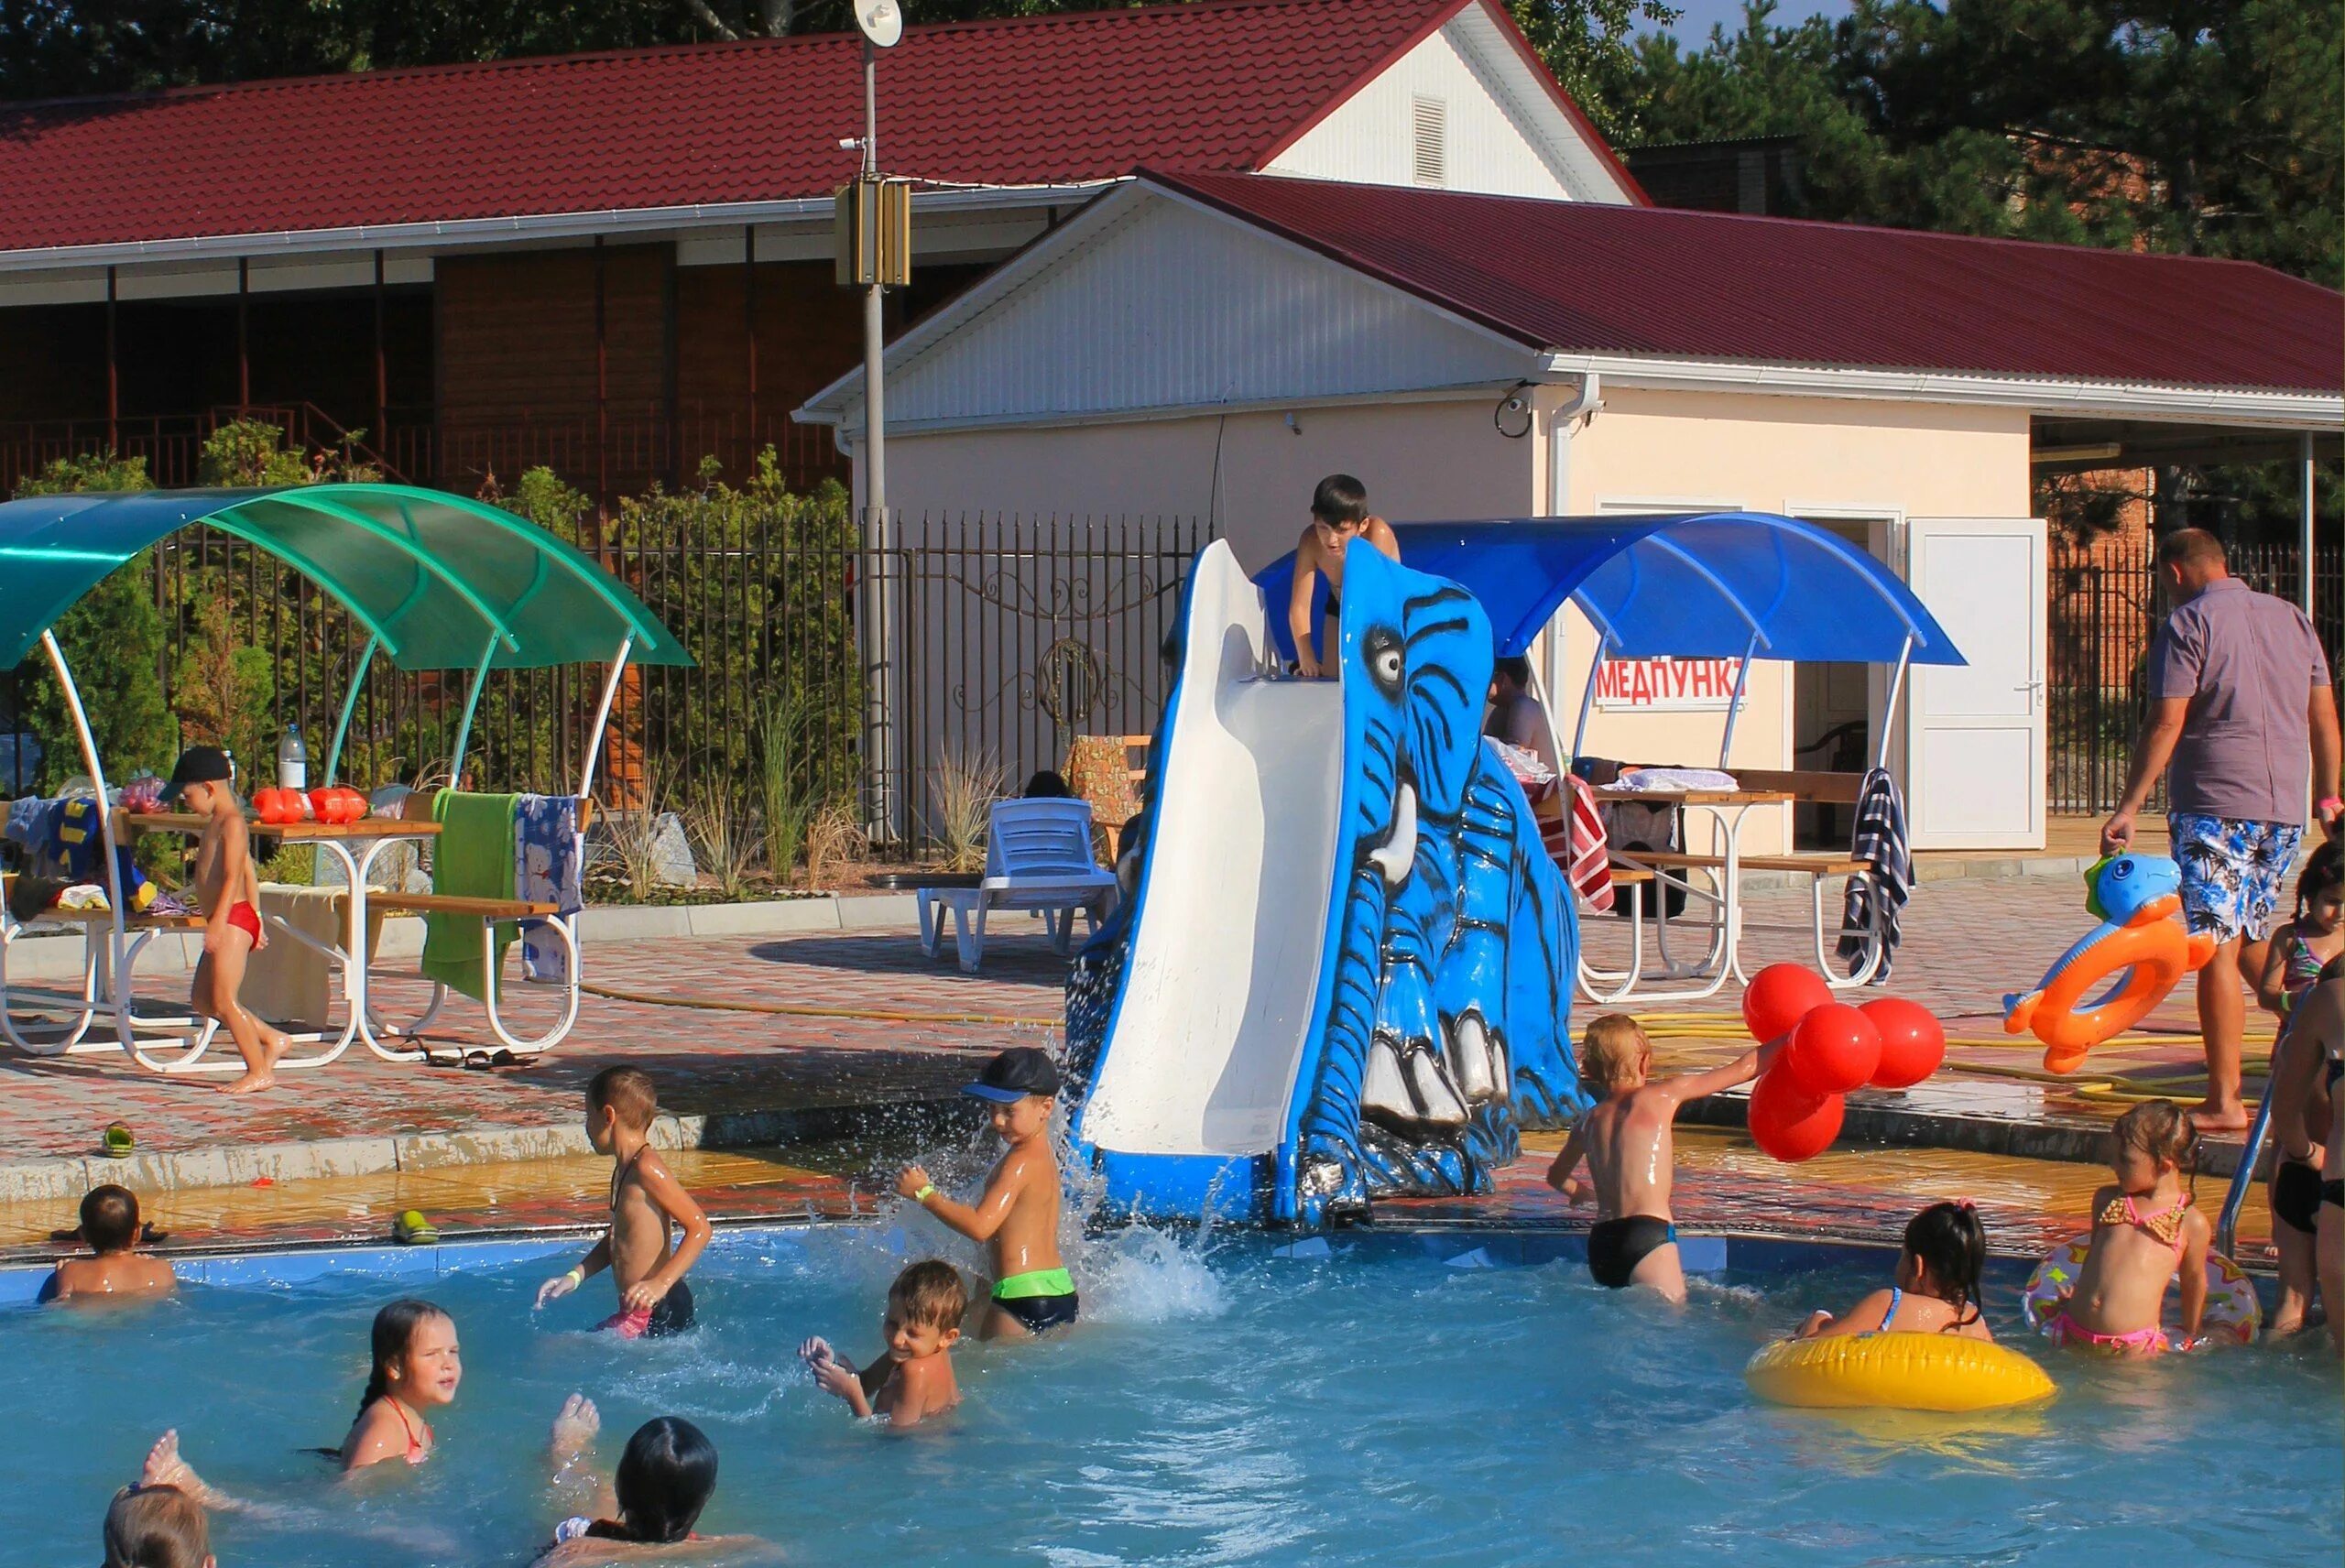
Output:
(1255, 513), (1964, 666)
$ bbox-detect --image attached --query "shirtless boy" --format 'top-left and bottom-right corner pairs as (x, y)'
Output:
(44, 1184), (173, 1304)
(898, 1047), (1075, 1337)
(799, 1259), (966, 1429)
(167, 746), (290, 1094)
(1286, 474), (1402, 680)
(1545, 1014), (1778, 1301)
(536, 1067), (712, 1338)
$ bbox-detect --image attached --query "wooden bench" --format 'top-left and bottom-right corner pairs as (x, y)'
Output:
(361, 892), (561, 920)
(1607, 846), (1888, 989)
(354, 890), (580, 1058)
(1728, 768), (1868, 805)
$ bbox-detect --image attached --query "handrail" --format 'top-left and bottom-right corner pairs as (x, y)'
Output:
(2214, 1081), (2274, 1259)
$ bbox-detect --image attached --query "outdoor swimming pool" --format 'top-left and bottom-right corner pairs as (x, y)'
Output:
(5, 1220), (2339, 1567)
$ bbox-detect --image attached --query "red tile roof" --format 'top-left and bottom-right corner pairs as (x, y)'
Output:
(1152, 169), (2344, 392)
(0, 0), (1477, 254)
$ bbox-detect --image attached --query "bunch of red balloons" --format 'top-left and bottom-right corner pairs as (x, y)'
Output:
(1739, 964), (1947, 1162)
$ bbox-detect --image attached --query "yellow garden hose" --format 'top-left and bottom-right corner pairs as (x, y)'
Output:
(578, 978), (1054, 1030)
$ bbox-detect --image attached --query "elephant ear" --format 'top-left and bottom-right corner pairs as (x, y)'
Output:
(1339, 544), (1493, 822)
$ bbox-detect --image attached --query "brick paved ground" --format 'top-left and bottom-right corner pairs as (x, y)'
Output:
(0, 877), (2260, 1170)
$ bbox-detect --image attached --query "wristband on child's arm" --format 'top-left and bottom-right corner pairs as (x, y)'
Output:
(913, 1183), (938, 1203)
(562, 1267), (584, 1290)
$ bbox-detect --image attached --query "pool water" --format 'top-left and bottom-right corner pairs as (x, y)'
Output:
(5, 1220), (2339, 1567)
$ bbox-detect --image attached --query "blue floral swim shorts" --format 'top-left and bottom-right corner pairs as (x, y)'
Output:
(2167, 813), (2303, 942)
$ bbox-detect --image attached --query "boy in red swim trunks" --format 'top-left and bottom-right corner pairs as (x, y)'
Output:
(537, 1067), (712, 1339)
(168, 746), (289, 1094)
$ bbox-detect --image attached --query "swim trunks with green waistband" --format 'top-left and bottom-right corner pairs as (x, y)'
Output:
(992, 1268), (1078, 1334)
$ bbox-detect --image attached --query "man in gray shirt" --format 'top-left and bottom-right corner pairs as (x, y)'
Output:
(2103, 528), (2341, 1129)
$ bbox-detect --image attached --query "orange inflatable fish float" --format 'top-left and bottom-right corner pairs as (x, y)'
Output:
(2003, 854), (2216, 1073)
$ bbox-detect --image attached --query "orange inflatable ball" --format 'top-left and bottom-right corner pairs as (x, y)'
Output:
(1860, 996), (1946, 1089)
(1742, 964), (1833, 1044)
(1783, 1003), (1881, 1097)
(1749, 1067), (1845, 1162)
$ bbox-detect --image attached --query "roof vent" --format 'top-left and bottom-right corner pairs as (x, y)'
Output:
(1411, 95), (1448, 188)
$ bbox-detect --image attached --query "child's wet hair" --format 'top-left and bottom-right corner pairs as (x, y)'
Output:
(2112, 1099), (2198, 1177)
(587, 1065), (659, 1132)
(591, 1417), (718, 1544)
(889, 1258), (970, 1331)
(81, 1184), (140, 1253)
(2293, 840), (2343, 921)
(357, 1298), (450, 1419)
(1579, 1014), (1649, 1091)
(104, 1483), (208, 1568)
(1902, 1201), (1986, 1331)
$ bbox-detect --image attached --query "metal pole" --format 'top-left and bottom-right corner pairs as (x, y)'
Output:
(449, 637), (498, 788)
(1571, 630), (1609, 765)
(2303, 431), (2318, 616)
(236, 256), (250, 409)
(1876, 636), (1914, 772)
(864, 37), (886, 521)
(1718, 634), (1758, 766)
(104, 267), (118, 451)
(324, 634), (378, 785)
(577, 634), (636, 801)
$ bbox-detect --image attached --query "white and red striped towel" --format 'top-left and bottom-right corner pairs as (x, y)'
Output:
(1556, 774), (1612, 912)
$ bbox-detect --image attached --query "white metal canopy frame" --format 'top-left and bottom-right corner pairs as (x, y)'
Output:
(0, 484), (689, 1073)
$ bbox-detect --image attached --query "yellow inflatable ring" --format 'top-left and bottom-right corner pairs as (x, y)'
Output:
(1745, 1332), (2056, 1411)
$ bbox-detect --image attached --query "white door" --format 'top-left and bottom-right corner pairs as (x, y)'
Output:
(1903, 517), (2046, 850)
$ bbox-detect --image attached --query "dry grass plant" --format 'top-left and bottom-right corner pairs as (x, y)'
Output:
(933, 750), (1004, 873)
(804, 799), (869, 891)
(686, 777), (760, 902)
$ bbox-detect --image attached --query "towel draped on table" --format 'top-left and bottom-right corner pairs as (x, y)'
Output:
(243, 884), (386, 1029)
(1838, 766), (1911, 983)
(420, 789), (519, 1003)
(1489, 740), (1615, 914)
(513, 794), (584, 985)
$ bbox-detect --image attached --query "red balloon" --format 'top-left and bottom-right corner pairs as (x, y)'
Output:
(1741, 964), (1832, 1044)
(1783, 1003), (1882, 1096)
(1748, 1067), (1846, 1162)
(1860, 996), (1946, 1088)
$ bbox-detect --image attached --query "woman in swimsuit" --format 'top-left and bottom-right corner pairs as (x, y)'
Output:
(2044, 1101), (2211, 1356)
(340, 1299), (461, 1469)
(2273, 954), (2345, 1356)
(1793, 1200), (1994, 1343)
(2252, 843), (2341, 1334)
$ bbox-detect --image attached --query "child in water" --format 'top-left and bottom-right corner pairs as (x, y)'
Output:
(44, 1184), (173, 1304)
(537, 1067), (712, 1339)
(165, 745), (291, 1094)
(1794, 1200), (1994, 1341)
(1545, 1014), (1779, 1301)
(101, 1474), (212, 1568)
(2041, 1100), (2211, 1356)
(799, 1259), (965, 1429)
(897, 1047), (1076, 1336)
(540, 1399), (757, 1563)
(341, 1298), (463, 1467)
(2256, 843), (2341, 1335)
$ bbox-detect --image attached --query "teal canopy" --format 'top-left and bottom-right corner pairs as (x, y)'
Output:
(0, 484), (691, 671)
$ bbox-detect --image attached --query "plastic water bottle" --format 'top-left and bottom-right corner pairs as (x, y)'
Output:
(277, 724), (309, 791)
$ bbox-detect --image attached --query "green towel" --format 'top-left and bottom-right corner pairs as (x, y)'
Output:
(420, 789), (519, 1003)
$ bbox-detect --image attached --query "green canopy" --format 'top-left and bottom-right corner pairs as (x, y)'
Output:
(0, 483), (690, 670)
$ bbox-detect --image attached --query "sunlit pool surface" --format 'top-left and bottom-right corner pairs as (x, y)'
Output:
(6, 1221), (2339, 1566)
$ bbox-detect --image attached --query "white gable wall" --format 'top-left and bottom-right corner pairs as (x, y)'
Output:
(1263, 3), (1631, 202)
(868, 193), (1537, 434)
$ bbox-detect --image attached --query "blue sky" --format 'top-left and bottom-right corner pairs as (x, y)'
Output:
(1634, 0), (1854, 40)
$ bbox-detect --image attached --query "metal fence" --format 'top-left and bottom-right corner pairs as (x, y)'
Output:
(3, 504), (1209, 858)
(2049, 538), (2343, 813)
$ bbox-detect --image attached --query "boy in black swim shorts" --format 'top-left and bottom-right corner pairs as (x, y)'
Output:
(899, 1048), (1079, 1337)
(1546, 1015), (1779, 1301)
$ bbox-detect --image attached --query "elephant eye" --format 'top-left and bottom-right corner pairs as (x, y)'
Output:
(1363, 626), (1404, 695)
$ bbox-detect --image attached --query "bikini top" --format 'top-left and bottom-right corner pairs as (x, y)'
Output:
(1880, 1286), (1903, 1331)
(2097, 1190), (2192, 1255)
(384, 1397), (426, 1464)
(2281, 931), (2334, 995)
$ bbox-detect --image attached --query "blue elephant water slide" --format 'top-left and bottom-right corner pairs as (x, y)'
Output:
(1071, 540), (1587, 1225)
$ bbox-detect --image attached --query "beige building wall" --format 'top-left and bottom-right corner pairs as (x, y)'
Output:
(869, 384), (2034, 853)
(882, 396), (1540, 572)
(1532, 386), (2033, 853)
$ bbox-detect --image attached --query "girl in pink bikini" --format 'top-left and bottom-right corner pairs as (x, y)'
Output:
(337, 1299), (462, 1468)
(2045, 1101), (2211, 1356)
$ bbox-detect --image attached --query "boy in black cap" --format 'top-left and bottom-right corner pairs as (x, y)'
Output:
(167, 745), (289, 1094)
(897, 1046), (1076, 1336)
